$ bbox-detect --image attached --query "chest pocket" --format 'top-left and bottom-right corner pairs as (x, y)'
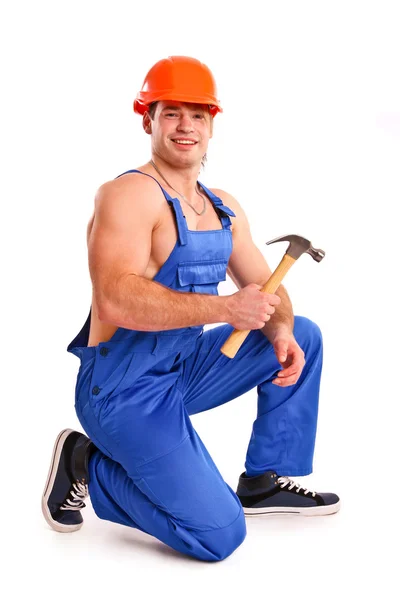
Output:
(177, 259), (227, 295)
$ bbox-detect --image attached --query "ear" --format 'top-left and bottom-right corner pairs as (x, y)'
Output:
(142, 113), (152, 134)
(209, 115), (214, 139)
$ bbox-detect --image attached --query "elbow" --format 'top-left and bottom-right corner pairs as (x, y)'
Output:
(95, 292), (115, 324)
(97, 301), (113, 324)
(93, 280), (119, 324)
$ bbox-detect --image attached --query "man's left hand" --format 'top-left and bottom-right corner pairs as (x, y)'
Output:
(270, 329), (305, 387)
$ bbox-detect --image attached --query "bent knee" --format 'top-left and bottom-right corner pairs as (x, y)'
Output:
(294, 316), (323, 348)
(194, 509), (247, 562)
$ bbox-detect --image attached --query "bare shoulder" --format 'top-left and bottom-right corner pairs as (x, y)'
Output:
(94, 171), (165, 218)
(85, 171), (165, 243)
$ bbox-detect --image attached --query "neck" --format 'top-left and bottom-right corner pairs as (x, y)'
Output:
(150, 155), (201, 199)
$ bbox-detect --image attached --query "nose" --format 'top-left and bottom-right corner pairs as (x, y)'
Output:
(177, 114), (194, 132)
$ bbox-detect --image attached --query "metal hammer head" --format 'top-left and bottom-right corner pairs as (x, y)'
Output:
(266, 234), (325, 262)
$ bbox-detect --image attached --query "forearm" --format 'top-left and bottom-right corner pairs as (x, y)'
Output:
(98, 273), (227, 331)
(261, 284), (294, 341)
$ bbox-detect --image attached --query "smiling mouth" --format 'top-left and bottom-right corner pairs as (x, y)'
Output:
(171, 140), (198, 145)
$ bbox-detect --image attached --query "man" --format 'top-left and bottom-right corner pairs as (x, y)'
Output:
(42, 56), (340, 562)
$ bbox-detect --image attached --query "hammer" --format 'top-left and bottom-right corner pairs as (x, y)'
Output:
(220, 234), (325, 358)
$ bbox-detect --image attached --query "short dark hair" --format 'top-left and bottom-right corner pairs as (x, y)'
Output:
(148, 102), (158, 119)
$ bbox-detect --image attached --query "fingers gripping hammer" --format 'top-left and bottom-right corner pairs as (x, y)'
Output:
(220, 234), (325, 359)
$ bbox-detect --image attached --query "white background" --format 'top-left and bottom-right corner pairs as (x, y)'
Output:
(2, 0), (399, 597)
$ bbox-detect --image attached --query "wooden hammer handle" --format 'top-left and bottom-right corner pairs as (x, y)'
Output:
(220, 253), (297, 358)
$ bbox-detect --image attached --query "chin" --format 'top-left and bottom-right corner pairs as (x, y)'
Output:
(176, 149), (204, 163)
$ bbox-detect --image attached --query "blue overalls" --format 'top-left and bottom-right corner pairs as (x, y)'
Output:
(67, 170), (323, 562)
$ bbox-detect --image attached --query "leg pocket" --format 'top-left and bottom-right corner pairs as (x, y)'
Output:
(109, 384), (190, 467)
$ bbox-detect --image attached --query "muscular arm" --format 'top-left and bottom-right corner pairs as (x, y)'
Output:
(89, 176), (227, 331)
(215, 189), (294, 340)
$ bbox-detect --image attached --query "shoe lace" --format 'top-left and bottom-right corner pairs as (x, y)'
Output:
(60, 479), (88, 511)
(277, 476), (316, 497)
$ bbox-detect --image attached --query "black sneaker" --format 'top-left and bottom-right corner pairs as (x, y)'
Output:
(42, 429), (94, 533)
(236, 471), (341, 516)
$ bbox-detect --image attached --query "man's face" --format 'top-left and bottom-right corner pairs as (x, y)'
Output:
(145, 100), (213, 167)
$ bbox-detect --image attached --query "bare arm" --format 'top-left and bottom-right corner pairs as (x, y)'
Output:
(89, 176), (227, 331)
(215, 189), (294, 339)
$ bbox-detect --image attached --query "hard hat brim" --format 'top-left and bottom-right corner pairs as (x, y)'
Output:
(134, 93), (222, 116)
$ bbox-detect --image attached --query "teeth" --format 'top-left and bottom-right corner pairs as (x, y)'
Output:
(173, 140), (196, 145)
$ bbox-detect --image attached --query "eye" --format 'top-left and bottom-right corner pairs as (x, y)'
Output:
(194, 113), (204, 119)
(165, 112), (178, 117)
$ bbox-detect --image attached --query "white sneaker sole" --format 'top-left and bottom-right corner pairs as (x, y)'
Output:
(243, 500), (341, 517)
(42, 428), (83, 533)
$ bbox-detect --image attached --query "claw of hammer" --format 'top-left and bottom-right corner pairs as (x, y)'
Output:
(266, 234), (325, 262)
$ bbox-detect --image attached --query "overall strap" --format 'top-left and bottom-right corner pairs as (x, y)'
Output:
(197, 182), (236, 229)
(115, 169), (188, 245)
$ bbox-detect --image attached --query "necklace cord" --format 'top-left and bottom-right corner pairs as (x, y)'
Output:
(150, 160), (207, 216)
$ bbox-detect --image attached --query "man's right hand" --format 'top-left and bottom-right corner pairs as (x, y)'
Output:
(224, 283), (281, 330)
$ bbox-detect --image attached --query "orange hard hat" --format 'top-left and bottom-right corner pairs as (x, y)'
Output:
(134, 56), (223, 117)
